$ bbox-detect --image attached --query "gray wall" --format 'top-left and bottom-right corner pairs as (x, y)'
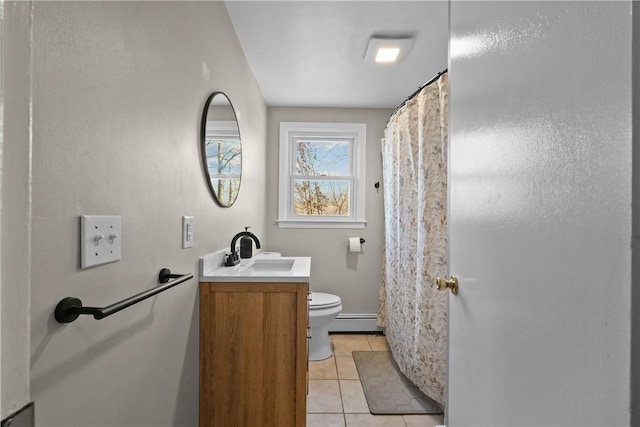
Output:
(266, 107), (391, 319)
(1, 0), (32, 419)
(29, 2), (267, 425)
(632, 0), (640, 423)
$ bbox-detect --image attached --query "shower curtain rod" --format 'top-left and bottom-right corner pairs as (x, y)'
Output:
(389, 68), (448, 120)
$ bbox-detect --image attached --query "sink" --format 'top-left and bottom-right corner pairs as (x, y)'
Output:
(199, 251), (311, 283)
(242, 259), (295, 272)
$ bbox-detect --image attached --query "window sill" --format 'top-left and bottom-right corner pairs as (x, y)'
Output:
(276, 219), (367, 229)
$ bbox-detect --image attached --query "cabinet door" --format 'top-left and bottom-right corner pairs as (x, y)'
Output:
(200, 282), (308, 427)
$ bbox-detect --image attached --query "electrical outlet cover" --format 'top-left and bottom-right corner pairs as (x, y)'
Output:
(80, 215), (122, 269)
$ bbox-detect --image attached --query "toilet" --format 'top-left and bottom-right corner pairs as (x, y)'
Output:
(308, 292), (342, 361)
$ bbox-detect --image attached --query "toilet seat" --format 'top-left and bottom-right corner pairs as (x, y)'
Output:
(309, 292), (341, 310)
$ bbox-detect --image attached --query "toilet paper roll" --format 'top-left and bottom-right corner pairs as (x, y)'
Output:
(349, 237), (362, 253)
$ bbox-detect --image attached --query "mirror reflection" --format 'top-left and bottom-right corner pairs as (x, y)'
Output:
(201, 92), (242, 207)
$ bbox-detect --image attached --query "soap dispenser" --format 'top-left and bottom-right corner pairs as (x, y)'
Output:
(240, 227), (254, 259)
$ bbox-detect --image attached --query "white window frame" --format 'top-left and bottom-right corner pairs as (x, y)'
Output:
(278, 122), (367, 229)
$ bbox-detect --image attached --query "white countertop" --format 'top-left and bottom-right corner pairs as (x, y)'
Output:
(199, 250), (311, 283)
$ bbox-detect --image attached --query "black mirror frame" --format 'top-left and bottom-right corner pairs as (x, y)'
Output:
(200, 92), (242, 208)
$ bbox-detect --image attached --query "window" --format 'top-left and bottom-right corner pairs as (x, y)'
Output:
(204, 121), (241, 206)
(278, 122), (366, 228)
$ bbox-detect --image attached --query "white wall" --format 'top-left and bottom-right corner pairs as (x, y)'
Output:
(29, 2), (266, 425)
(266, 107), (391, 324)
(1, 0), (32, 420)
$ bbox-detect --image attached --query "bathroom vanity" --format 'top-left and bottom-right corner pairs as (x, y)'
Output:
(198, 253), (311, 427)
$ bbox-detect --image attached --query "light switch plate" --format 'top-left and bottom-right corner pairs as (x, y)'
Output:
(183, 216), (194, 249)
(80, 215), (121, 269)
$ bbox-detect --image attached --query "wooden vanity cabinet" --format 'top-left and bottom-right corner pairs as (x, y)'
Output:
(199, 281), (309, 427)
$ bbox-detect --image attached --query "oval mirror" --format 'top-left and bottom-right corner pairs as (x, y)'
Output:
(200, 92), (242, 207)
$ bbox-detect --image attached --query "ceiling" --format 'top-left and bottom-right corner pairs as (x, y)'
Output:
(224, 1), (449, 109)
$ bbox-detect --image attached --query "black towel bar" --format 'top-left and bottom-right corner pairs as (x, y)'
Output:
(54, 268), (194, 323)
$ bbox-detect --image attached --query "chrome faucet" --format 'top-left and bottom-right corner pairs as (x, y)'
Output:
(224, 228), (261, 266)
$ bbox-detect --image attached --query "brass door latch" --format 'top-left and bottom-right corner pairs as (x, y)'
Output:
(435, 276), (458, 295)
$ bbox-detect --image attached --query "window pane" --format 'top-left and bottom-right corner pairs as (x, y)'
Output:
(206, 139), (241, 177)
(210, 178), (240, 205)
(293, 180), (350, 216)
(295, 140), (350, 176)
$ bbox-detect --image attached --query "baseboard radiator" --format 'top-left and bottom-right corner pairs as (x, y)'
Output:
(328, 313), (381, 333)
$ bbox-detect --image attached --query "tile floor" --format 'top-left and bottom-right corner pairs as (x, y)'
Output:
(307, 334), (445, 427)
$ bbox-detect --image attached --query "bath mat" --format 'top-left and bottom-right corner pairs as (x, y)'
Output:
(352, 351), (443, 415)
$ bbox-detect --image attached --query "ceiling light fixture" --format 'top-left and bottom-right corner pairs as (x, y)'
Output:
(375, 47), (401, 63)
(365, 37), (414, 64)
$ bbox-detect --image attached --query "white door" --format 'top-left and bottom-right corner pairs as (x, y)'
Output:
(447, 2), (632, 426)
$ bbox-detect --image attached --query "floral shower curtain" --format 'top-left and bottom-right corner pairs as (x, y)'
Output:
(378, 72), (448, 406)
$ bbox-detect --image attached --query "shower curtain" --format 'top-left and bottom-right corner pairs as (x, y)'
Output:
(378, 72), (448, 406)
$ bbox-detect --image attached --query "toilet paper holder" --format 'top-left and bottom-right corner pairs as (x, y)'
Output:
(348, 237), (366, 252)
